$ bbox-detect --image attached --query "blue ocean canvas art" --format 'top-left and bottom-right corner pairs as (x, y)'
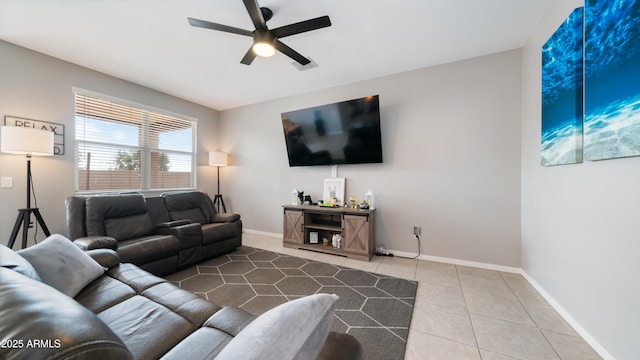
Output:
(541, 7), (584, 166)
(584, 0), (640, 160)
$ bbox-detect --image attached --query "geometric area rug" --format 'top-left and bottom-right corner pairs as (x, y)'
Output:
(165, 246), (418, 360)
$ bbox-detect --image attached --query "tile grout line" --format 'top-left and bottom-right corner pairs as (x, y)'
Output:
(499, 272), (565, 360)
(454, 264), (484, 359)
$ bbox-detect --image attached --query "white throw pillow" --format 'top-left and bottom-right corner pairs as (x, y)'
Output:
(215, 293), (338, 360)
(18, 234), (105, 297)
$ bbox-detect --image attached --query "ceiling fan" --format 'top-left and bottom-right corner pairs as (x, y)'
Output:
(188, 0), (331, 66)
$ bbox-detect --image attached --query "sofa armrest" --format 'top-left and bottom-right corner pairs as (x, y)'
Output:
(86, 249), (120, 270)
(74, 236), (118, 251)
(211, 213), (241, 223)
(155, 219), (191, 228)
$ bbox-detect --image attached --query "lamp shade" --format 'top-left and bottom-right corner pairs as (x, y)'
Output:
(1, 126), (54, 156)
(209, 151), (228, 167)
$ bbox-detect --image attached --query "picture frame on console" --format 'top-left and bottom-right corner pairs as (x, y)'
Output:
(323, 178), (345, 205)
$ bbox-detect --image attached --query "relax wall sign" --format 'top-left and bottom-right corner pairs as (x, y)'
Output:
(3, 116), (65, 155)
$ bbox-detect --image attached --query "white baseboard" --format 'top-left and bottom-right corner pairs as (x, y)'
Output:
(391, 249), (521, 274)
(520, 271), (615, 360)
(243, 229), (283, 239)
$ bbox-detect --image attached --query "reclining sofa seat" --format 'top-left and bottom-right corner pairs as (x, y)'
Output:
(66, 193), (181, 276)
(161, 191), (242, 260)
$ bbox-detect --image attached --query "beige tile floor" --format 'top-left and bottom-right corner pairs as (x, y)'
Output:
(243, 233), (602, 360)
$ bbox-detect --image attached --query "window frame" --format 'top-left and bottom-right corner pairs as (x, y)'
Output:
(73, 88), (198, 194)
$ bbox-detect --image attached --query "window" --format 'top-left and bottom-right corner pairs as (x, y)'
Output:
(74, 91), (196, 192)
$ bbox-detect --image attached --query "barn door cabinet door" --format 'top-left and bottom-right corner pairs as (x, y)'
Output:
(283, 209), (304, 244)
(342, 214), (370, 255)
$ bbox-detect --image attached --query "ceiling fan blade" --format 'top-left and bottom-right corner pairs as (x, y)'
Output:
(188, 18), (253, 37)
(240, 47), (257, 65)
(243, 0), (266, 30)
(275, 40), (310, 65)
(272, 15), (331, 38)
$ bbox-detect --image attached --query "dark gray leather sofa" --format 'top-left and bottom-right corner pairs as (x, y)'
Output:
(0, 245), (363, 360)
(65, 191), (242, 276)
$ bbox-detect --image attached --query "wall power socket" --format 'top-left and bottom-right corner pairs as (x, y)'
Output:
(1, 177), (13, 188)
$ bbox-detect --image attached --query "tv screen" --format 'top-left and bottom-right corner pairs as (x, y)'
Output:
(281, 95), (383, 167)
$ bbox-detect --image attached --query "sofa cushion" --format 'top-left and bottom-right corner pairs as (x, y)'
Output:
(215, 293), (338, 360)
(0, 244), (41, 281)
(117, 235), (180, 265)
(18, 234), (105, 297)
(85, 193), (150, 236)
(104, 213), (154, 241)
(170, 207), (208, 225)
(163, 191), (217, 222)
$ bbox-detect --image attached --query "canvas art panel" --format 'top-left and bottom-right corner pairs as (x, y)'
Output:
(541, 7), (584, 166)
(584, 0), (640, 160)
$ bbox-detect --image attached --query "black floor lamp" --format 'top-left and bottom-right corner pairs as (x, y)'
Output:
(209, 151), (228, 213)
(1, 126), (54, 249)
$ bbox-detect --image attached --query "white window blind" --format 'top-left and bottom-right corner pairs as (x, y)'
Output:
(74, 92), (196, 192)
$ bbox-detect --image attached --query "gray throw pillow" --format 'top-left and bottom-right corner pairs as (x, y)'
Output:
(18, 234), (105, 298)
(215, 293), (338, 360)
(0, 244), (41, 281)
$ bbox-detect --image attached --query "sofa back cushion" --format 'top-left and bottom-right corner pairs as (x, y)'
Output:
(104, 213), (155, 241)
(85, 193), (154, 240)
(163, 191), (216, 224)
(169, 208), (208, 224)
(65, 195), (88, 239)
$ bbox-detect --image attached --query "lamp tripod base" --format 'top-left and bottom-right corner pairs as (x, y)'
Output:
(7, 208), (51, 249)
(213, 194), (227, 213)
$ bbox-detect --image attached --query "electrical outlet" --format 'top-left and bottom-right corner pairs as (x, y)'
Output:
(413, 226), (421, 236)
(1, 177), (12, 188)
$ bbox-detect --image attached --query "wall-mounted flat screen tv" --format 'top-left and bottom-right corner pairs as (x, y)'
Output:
(281, 95), (383, 167)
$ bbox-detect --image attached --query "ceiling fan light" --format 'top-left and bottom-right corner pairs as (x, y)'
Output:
(253, 42), (275, 57)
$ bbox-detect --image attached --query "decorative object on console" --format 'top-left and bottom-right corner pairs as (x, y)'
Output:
(209, 151), (228, 213)
(303, 195), (312, 205)
(323, 177), (345, 206)
(331, 233), (342, 248)
(1, 126), (54, 249)
(365, 189), (375, 209)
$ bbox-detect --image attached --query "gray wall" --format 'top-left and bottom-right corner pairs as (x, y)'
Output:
(521, 1), (640, 359)
(219, 49), (523, 267)
(0, 40), (220, 247)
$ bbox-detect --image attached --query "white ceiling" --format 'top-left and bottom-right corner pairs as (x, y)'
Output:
(0, 0), (554, 110)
